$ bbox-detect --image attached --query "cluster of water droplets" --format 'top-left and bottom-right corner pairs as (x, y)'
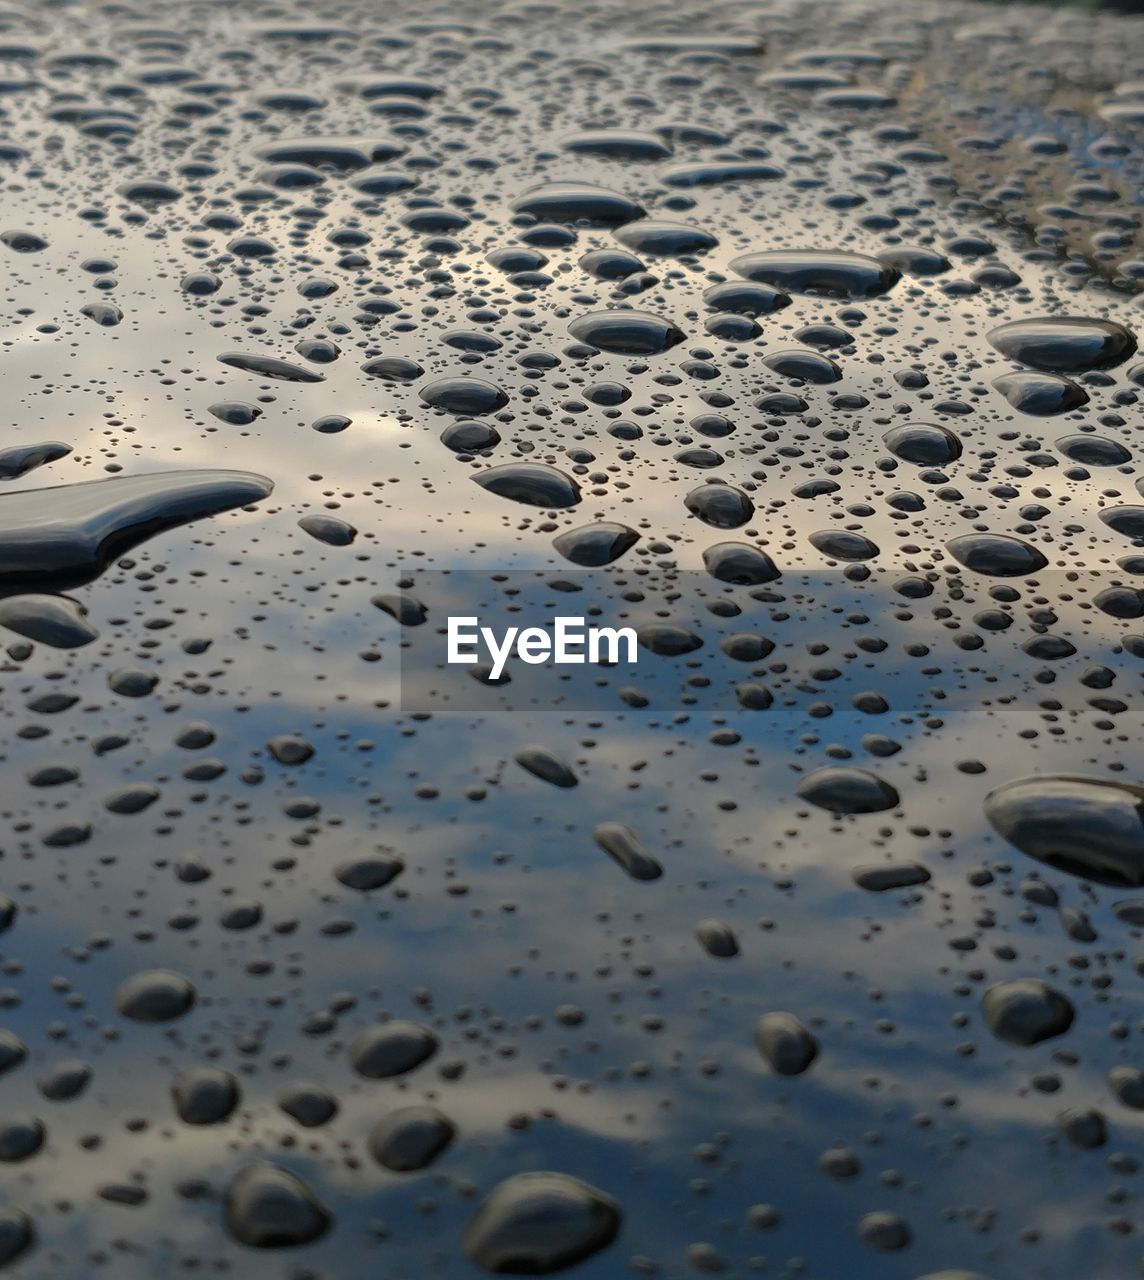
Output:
(0, 0), (1142, 1275)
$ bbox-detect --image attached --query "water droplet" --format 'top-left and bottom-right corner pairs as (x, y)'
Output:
(217, 352), (325, 383)
(985, 775), (1144, 886)
(946, 534), (1047, 577)
(115, 969), (196, 1022)
(685, 484), (754, 529)
(568, 310), (683, 355)
(0, 1208), (33, 1266)
(755, 1012), (818, 1076)
(552, 522), (639, 566)
(702, 542), (780, 584)
(224, 1163), (331, 1248)
(368, 1105), (456, 1172)
(0, 595), (97, 648)
(511, 183), (644, 225)
(797, 767), (899, 814)
(420, 377), (509, 415)
(172, 1066), (240, 1125)
(729, 250), (900, 298)
(463, 1172), (621, 1275)
(347, 1021), (439, 1078)
(987, 317), (1137, 373)
(0, 470), (271, 595)
(882, 424), (963, 466)
(696, 919), (739, 958)
(514, 747), (578, 788)
(592, 823), (663, 881)
(614, 220), (717, 256)
(981, 980), (1075, 1046)
(992, 372), (1088, 416)
(473, 464), (581, 509)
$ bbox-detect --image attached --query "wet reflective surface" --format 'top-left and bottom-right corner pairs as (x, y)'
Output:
(0, 0), (1143, 1275)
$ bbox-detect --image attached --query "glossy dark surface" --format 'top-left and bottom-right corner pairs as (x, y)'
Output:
(0, 0), (1142, 1276)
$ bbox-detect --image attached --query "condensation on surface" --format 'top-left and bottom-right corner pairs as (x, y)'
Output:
(0, 0), (1143, 1276)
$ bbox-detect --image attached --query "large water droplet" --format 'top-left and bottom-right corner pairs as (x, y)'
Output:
(987, 317), (1137, 372)
(0, 471), (273, 595)
(115, 969), (196, 1022)
(473, 464), (582, 508)
(797, 767), (899, 814)
(463, 1172), (621, 1275)
(511, 182), (645, 225)
(729, 249), (900, 298)
(568, 310), (683, 355)
(224, 1163), (331, 1247)
(883, 423), (963, 465)
(347, 1021), (439, 1078)
(552, 522), (639, 566)
(981, 980), (1075, 1046)
(985, 775), (1144, 886)
(946, 534), (1047, 577)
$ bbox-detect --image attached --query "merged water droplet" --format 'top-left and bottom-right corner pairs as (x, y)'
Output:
(852, 863), (931, 892)
(562, 129), (671, 161)
(0, 471), (273, 595)
(662, 160), (783, 187)
(0, 441), (71, 481)
(255, 135), (403, 171)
